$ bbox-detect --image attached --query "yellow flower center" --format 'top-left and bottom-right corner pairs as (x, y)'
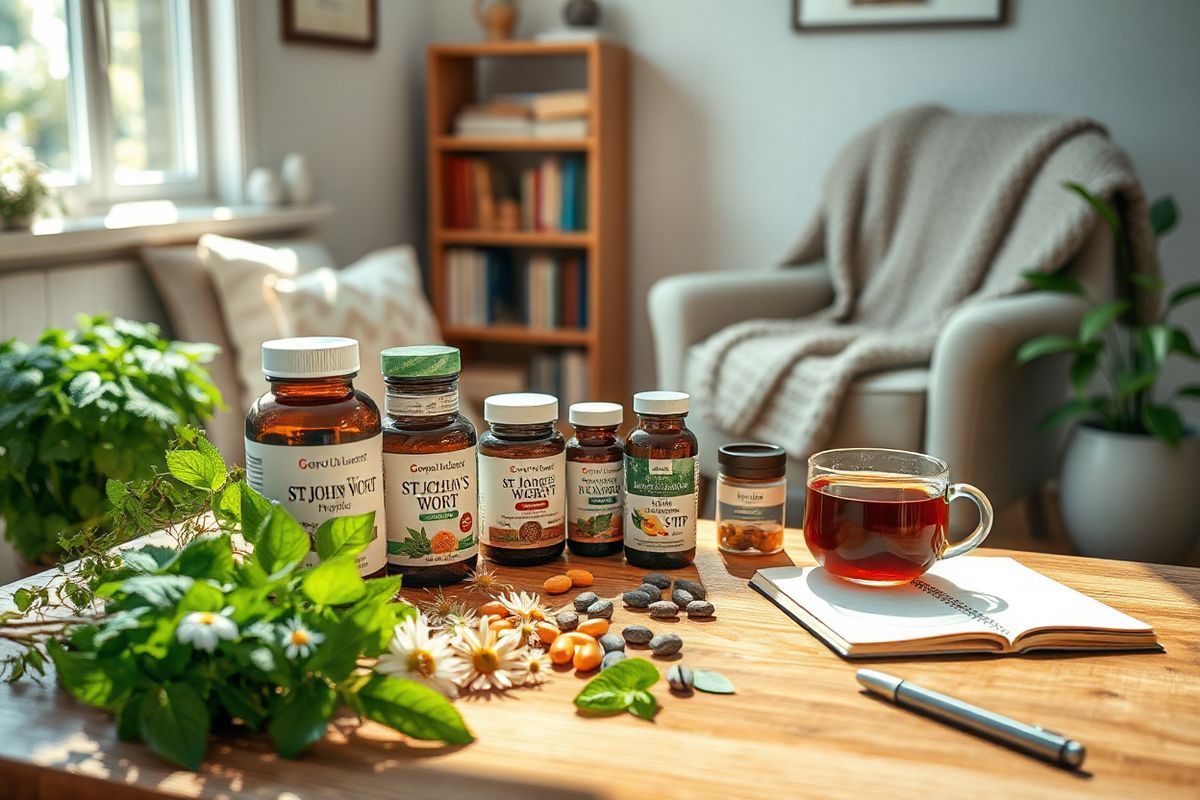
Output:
(472, 648), (500, 673)
(407, 650), (436, 677)
(289, 630), (311, 646)
(198, 612), (216, 625)
(528, 659), (543, 674)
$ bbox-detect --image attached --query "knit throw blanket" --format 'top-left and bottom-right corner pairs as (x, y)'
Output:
(688, 105), (1157, 459)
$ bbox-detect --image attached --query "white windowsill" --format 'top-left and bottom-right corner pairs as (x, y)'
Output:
(0, 202), (334, 271)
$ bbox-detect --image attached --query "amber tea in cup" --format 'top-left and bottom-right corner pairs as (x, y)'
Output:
(802, 448), (992, 585)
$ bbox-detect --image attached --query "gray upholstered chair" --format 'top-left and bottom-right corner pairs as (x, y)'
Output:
(648, 225), (1114, 530)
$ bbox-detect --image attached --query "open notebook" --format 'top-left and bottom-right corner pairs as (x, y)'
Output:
(751, 557), (1159, 658)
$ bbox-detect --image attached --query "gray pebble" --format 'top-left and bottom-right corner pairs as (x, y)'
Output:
(622, 625), (654, 645)
(598, 633), (625, 653)
(674, 579), (706, 600)
(649, 632), (683, 657)
(671, 588), (694, 607)
(637, 583), (663, 599)
(601, 651), (627, 671)
(666, 664), (694, 691)
(586, 599), (614, 619)
(622, 590), (652, 608)
(573, 591), (599, 612)
(642, 573), (672, 589)
(648, 600), (680, 619)
(555, 610), (579, 631)
(686, 600), (715, 618)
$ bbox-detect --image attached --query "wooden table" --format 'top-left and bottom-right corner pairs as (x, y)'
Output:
(0, 522), (1197, 799)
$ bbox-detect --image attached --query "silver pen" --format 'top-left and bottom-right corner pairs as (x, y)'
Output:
(856, 669), (1087, 769)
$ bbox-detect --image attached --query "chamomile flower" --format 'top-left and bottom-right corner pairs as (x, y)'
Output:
(443, 608), (478, 641)
(176, 608), (238, 652)
(377, 616), (468, 697)
(453, 617), (526, 692)
(420, 588), (472, 628)
(516, 649), (553, 686)
(280, 617), (324, 660)
(497, 590), (549, 623)
(464, 563), (511, 596)
(509, 616), (542, 648)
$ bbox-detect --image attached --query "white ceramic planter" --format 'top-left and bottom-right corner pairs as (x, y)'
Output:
(1060, 424), (1200, 563)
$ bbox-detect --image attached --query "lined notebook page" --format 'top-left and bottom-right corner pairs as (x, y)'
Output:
(755, 557), (1152, 646)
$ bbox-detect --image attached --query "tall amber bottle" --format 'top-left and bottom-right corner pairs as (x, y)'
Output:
(624, 391), (699, 570)
(380, 345), (477, 586)
(566, 402), (624, 557)
(244, 337), (387, 577)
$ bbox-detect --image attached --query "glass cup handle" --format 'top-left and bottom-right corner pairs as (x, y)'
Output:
(941, 483), (994, 559)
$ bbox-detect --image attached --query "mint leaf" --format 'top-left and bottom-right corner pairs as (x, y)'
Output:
(574, 658), (659, 718)
(356, 674), (474, 745)
(254, 507), (310, 575)
(103, 575), (194, 608)
(268, 683), (336, 758)
(166, 449), (225, 491)
(301, 556), (366, 606)
(307, 614), (366, 681)
(214, 482), (241, 528)
(174, 534), (234, 581)
(13, 588), (32, 612)
(239, 484), (274, 544)
(315, 512), (376, 561)
(46, 641), (130, 709)
(692, 670), (736, 694)
(628, 690), (658, 720)
(138, 682), (210, 771)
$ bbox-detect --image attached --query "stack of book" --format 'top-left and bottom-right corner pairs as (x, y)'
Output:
(445, 248), (588, 330)
(445, 156), (586, 232)
(530, 350), (589, 410)
(453, 90), (590, 139)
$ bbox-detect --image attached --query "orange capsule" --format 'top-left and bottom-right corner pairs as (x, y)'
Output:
(572, 639), (603, 671)
(535, 621), (560, 645)
(478, 600), (507, 617)
(566, 569), (594, 587)
(489, 617), (513, 633)
(543, 575), (572, 594)
(576, 618), (609, 637)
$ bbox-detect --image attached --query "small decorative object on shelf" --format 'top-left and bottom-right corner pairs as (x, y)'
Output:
(245, 166), (286, 206)
(281, 152), (315, 204)
(0, 147), (56, 230)
(244, 337), (388, 578)
(563, 0), (600, 27)
(474, 0), (520, 41)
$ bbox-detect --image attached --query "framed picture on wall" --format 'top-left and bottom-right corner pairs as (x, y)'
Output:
(281, 0), (378, 49)
(794, 0), (1007, 31)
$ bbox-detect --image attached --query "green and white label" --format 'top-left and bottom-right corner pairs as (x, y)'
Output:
(382, 448), (477, 566)
(624, 455), (698, 553)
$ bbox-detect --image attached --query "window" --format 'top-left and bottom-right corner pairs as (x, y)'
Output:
(0, 0), (208, 208)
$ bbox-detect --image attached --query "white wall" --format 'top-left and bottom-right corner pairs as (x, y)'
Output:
(249, 0), (430, 264)
(431, 0), (1200, 413)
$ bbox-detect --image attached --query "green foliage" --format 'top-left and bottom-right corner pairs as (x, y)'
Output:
(573, 513), (613, 539)
(574, 658), (660, 720)
(0, 315), (223, 561)
(5, 431), (472, 771)
(1018, 188), (1199, 444)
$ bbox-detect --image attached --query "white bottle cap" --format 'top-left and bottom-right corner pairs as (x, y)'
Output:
(569, 401), (623, 427)
(261, 337), (360, 379)
(633, 390), (690, 415)
(484, 392), (559, 425)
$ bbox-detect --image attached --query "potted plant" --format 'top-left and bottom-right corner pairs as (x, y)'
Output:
(1018, 184), (1200, 562)
(0, 148), (56, 230)
(0, 316), (222, 565)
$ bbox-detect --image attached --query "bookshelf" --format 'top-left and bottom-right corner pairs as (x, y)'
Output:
(426, 40), (629, 407)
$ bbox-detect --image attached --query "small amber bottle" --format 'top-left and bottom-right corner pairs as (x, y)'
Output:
(478, 393), (566, 566)
(244, 337), (387, 578)
(566, 402), (624, 557)
(624, 391), (699, 570)
(380, 345), (477, 586)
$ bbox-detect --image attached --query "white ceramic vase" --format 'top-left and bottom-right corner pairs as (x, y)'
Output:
(1059, 424), (1200, 563)
(281, 153), (315, 205)
(245, 167), (285, 206)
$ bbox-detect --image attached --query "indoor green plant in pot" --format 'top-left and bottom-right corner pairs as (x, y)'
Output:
(0, 147), (56, 230)
(0, 315), (222, 565)
(1018, 185), (1200, 562)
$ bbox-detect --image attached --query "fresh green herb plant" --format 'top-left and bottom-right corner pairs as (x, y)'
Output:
(0, 148), (57, 227)
(1017, 184), (1200, 444)
(0, 429), (472, 770)
(574, 657), (660, 720)
(0, 315), (222, 562)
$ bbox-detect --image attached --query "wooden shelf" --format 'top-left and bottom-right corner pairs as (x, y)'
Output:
(435, 136), (593, 152)
(429, 41), (600, 58)
(438, 229), (591, 248)
(443, 324), (591, 346)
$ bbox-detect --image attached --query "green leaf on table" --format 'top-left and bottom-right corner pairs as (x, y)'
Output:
(1021, 270), (1084, 296)
(1149, 195), (1178, 237)
(315, 512), (376, 561)
(166, 449), (225, 492)
(574, 658), (660, 719)
(138, 682), (210, 771)
(1168, 282), (1200, 310)
(254, 507), (310, 575)
(301, 556), (365, 606)
(1142, 404), (1185, 446)
(1079, 300), (1129, 342)
(356, 674), (474, 745)
(46, 641), (130, 709)
(627, 690), (658, 720)
(214, 682), (267, 730)
(1065, 181), (1121, 234)
(174, 534), (234, 581)
(268, 682), (337, 758)
(1015, 335), (1087, 365)
(239, 484), (274, 545)
(692, 670), (736, 695)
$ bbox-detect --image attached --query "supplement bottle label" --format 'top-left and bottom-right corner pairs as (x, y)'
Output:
(479, 453), (565, 549)
(717, 481), (786, 523)
(244, 436), (387, 575)
(385, 390), (458, 418)
(382, 448), (478, 566)
(567, 461), (623, 543)
(625, 456), (699, 553)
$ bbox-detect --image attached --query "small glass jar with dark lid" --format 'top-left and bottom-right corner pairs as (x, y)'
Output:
(716, 442), (787, 555)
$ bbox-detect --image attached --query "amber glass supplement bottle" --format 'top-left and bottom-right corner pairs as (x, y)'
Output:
(566, 402), (624, 557)
(624, 391), (699, 570)
(380, 345), (477, 586)
(478, 393), (565, 566)
(716, 443), (787, 555)
(245, 336), (386, 577)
